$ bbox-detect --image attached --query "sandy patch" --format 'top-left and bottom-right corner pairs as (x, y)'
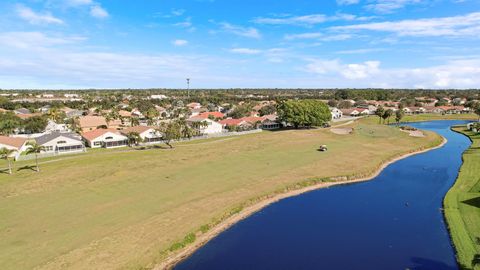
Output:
(401, 130), (425, 137)
(330, 128), (353, 135)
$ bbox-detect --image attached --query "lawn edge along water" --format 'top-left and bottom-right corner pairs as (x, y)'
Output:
(445, 125), (480, 270)
(155, 133), (446, 270)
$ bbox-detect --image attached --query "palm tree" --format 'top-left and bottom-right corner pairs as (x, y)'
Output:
(475, 104), (480, 122)
(25, 141), (45, 172)
(375, 106), (385, 124)
(126, 132), (142, 146)
(382, 109), (394, 125)
(395, 109), (404, 126)
(0, 148), (16, 175)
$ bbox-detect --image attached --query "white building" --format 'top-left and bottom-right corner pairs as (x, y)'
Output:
(45, 120), (71, 134)
(330, 107), (343, 119)
(187, 117), (223, 135)
(0, 136), (29, 160)
(150, 94), (168, 100)
(35, 132), (85, 155)
(120, 126), (163, 145)
(82, 129), (128, 148)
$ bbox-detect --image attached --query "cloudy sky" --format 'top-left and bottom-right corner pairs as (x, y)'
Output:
(0, 0), (479, 89)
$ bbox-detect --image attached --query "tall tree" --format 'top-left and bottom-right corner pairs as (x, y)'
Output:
(126, 132), (142, 146)
(375, 106), (385, 124)
(0, 148), (16, 175)
(156, 122), (181, 149)
(395, 109), (404, 126)
(277, 99), (331, 128)
(25, 141), (45, 172)
(382, 109), (394, 125)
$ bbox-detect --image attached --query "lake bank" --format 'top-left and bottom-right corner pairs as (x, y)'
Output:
(158, 136), (447, 270)
(444, 126), (480, 269)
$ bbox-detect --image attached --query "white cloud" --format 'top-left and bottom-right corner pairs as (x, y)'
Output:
(332, 12), (480, 37)
(0, 32), (85, 49)
(229, 48), (262, 54)
(284, 32), (353, 41)
(253, 13), (375, 27)
(90, 5), (109, 18)
(16, 5), (63, 25)
(337, 0), (360, 5)
(219, 23), (261, 39)
(305, 59), (380, 79)
(305, 58), (480, 88)
(366, 0), (423, 14)
(172, 39), (188, 46)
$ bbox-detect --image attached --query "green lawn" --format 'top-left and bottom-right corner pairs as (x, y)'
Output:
(0, 119), (442, 270)
(362, 113), (478, 125)
(445, 126), (480, 270)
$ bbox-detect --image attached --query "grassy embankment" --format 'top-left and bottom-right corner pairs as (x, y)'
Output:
(360, 113), (478, 125)
(0, 117), (442, 270)
(445, 126), (480, 270)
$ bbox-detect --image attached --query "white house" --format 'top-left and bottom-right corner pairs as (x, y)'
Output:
(150, 94), (168, 100)
(35, 132), (85, 155)
(0, 136), (29, 160)
(120, 126), (163, 145)
(330, 107), (343, 119)
(82, 129), (128, 148)
(187, 117), (223, 135)
(45, 120), (71, 134)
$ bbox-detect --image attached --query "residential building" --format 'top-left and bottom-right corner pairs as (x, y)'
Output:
(82, 129), (128, 148)
(0, 136), (29, 160)
(77, 116), (108, 132)
(330, 107), (343, 119)
(120, 126), (162, 144)
(187, 117), (223, 134)
(35, 132), (85, 154)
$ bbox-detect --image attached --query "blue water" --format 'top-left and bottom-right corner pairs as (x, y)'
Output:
(176, 120), (472, 270)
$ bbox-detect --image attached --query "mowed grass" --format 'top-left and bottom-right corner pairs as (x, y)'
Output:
(0, 118), (442, 270)
(361, 113), (478, 125)
(445, 126), (480, 270)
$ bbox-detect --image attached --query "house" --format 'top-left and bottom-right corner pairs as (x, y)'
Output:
(187, 117), (223, 135)
(340, 108), (369, 117)
(150, 94), (168, 100)
(403, 107), (426, 114)
(187, 102), (202, 110)
(82, 129), (128, 148)
(45, 120), (70, 133)
(14, 108), (31, 115)
(35, 132), (85, 155)
(196, 111), (225, 120)
(330, 107), (343, 119)
(120, 126), (162, 144)
(77, 116), (108, 132)
(62, 107), (84, 118)
(0, 136), (29, 160)
(259, 115), (281, 130)
(219, 118), (253, 130)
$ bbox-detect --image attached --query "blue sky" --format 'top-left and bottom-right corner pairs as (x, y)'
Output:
(0, 0), (479, 89)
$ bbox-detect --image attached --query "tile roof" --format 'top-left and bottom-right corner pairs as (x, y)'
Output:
(0, 136), (27, 149)
(78, 116), (108, 128)
(35, 132), (82, 145)
(81, 128), (120, 141)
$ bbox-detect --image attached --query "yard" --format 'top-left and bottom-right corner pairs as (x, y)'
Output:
(445, 126), (480, 269)
(0, 118), (442, 269)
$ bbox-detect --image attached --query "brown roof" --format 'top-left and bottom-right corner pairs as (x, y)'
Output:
(78, 116), (108, 128)
(120, 126), (153, 135)
(17, 113), (42, 120)
(0, 136), (27, 149)
(81, 128), (120, 141)
(118, 110), (132, 117)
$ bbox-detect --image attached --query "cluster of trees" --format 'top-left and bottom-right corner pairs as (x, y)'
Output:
(277, 99), (331, 128)
(0, 112), (48, 135)
(375, 106), (404, 125)
(0, 141), (44, 175)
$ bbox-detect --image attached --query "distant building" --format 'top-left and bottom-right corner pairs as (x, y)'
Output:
(35, 132), (85, 155)
(82, 129), (128, 148)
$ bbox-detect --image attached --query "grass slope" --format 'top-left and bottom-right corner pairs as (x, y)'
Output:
(0, 119), (442, 270)
(445, 126), (480, 270)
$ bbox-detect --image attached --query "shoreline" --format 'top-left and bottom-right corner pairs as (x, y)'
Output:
(155, 136), (448, 270)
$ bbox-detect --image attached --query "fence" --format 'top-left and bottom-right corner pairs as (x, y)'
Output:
(16, 149), (87, 161)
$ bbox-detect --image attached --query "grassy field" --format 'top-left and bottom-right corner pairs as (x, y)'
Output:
(445, 126), (480, 270)
(0, 118), (442, 270)
(361, 113), (478, 125)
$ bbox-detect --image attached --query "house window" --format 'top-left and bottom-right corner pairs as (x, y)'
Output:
(44, 146), (53, 152)
(94, 141), (102, 146)
(105, 136), (113, 140)
(57, 140), (67, 144)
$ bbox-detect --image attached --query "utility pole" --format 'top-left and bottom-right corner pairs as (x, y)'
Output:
(186, 78), (190, 99)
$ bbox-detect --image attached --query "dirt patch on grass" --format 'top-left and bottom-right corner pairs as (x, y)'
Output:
(401, 130), (425, 137)
(330, 128), (353, 135)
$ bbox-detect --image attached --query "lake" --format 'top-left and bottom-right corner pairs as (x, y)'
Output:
(175, 120), (472, 270)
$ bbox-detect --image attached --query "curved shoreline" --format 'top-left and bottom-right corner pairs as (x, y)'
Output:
(155, 136), (448, 270)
